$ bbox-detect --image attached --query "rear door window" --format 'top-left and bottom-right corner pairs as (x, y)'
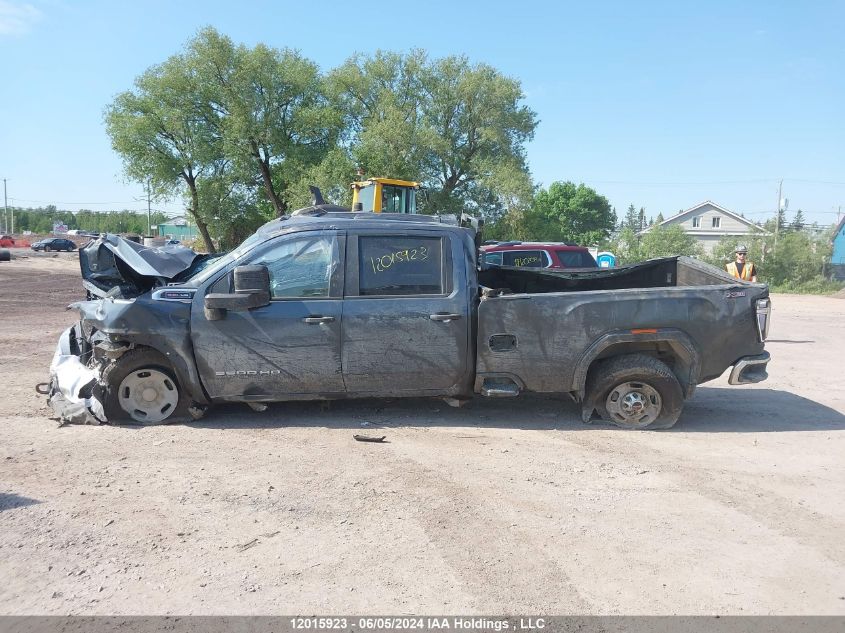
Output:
(358, 235), (444, 296)
(501, 250), (549, 268)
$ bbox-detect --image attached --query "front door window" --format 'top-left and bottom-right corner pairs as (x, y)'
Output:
(251, 235), (339, 298)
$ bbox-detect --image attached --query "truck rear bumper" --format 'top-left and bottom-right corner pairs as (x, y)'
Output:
(728, 352), (770, 385)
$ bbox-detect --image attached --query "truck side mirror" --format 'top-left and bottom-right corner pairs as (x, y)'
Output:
(204, 265), (271, 321)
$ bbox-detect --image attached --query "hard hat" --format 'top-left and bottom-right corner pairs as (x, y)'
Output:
(735, 245), (748, 254)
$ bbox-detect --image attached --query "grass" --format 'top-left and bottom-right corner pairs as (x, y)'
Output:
(766, 278), (845, 295)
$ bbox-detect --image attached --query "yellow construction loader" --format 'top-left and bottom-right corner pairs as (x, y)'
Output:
(351, 177), (420, 214)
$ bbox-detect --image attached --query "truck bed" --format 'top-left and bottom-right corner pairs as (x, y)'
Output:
(475, 256), (768, 396)
(478, 256), (737, 294)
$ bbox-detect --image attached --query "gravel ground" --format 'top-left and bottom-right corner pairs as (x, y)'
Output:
(1, 253), (843, 615)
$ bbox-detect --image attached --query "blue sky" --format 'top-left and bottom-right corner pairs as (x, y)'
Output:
(1, 0), (844, 226)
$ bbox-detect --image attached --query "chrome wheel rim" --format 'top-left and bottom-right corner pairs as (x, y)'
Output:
(605, 381), (662, 427)
(118, 368), (179, 423)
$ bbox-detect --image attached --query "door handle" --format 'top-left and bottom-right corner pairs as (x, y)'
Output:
(303, 315), (336, 324)
(429, 313), (463, 322)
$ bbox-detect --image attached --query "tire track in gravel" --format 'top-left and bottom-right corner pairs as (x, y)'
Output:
(563, 432), (845, 565)
(351, 430), (592, 613)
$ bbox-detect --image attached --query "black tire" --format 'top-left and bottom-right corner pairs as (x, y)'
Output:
(101, 348), (188, 425)
(585, 354), (684, 430)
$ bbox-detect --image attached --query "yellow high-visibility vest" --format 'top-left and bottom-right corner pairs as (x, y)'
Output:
(726, 261), (754, 280)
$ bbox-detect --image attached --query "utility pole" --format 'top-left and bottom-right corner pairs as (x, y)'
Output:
(773, 179), (783, 256)
(146, 179), (152, 236)
(3, 179), (8, 235)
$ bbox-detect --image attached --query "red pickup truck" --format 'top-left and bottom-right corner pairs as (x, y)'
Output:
(0, 235), (15, 248)
(482, 241), (598, 269)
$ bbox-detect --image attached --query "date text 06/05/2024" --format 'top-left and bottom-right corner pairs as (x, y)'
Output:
(289, 617), (546, 631)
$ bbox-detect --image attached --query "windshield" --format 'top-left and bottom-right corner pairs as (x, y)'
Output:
(556, 250), (598, 268)
(181, 231), (266, 285)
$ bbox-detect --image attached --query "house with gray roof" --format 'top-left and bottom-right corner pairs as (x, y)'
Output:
(638, 200), (767, 254)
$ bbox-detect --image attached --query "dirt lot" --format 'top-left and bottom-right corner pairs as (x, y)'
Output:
(1, 253), (843, 615)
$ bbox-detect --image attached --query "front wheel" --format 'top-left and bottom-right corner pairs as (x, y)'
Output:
(101, 348), (187, 424)
(584, 354), (684, 430)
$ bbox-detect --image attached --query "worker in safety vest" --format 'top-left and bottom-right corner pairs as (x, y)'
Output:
(725, 245), (757, 282)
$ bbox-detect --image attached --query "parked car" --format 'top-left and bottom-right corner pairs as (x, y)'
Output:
(47, 211), (771, 431)
(0, 235), (15, 248)
(31, 238), (76, 252)
(482, 241), (598, 269)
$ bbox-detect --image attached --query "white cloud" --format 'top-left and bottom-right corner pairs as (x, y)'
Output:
(0, 0), (43, 36)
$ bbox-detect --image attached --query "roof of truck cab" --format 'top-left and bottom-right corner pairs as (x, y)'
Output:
(258, 208), (470, 236)
(481, 242), (590, 251)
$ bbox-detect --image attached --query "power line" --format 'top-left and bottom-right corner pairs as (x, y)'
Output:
(9, 197), (152, 205)
(578, 177), (845, 187)
(786, 179), (845, 186)
(739, 209), (842, 215)
(581, 178), (778, 186)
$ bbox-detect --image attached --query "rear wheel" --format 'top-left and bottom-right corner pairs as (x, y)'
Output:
(102, 348), (187, 424)
(585, 354), (684, 430)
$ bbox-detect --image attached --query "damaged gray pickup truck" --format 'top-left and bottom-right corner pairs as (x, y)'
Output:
(47, 205), (771, 430)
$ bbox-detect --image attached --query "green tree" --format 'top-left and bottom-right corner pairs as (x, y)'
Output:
(762, 230), (830, 287)
(11, 207), (169, 236)
(328, 50), (428, 185)
(622, 204), (638, 230)
(705, 235), (765, 271)
(285, 146), (357, 209)
(519, 181), (616, 245)
(705, 229), (837, 290)
(197, 175), (264, 250)
(104, 52), (221, 252)
(790, 209), (805, 231)
(613, 224), (703, 264)
(776, 208), (787, 232)
(611, 226), (641, 263)
(329, 50), (538, 221)
(640, 225), (703, 259)
(189, 28), (342, 217)
(419, 54), (536, 220)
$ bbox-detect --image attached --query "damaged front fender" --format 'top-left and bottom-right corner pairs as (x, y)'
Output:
(47, 327), (107, 425)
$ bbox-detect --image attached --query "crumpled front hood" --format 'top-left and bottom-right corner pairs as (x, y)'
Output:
(80, 234), (201, 298)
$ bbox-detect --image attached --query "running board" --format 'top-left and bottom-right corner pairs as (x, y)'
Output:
(480, 378), (520, 397)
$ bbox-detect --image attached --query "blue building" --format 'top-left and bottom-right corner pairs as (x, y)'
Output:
(832, 216), (845, 281)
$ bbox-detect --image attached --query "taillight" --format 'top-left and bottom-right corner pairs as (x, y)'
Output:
(756, 297), (771, 341)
